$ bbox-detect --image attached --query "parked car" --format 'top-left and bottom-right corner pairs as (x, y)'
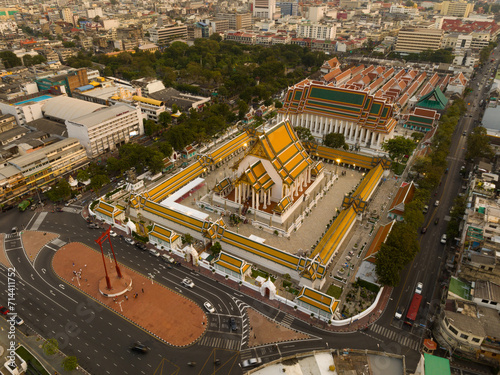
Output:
(109, 231), (118, 237)
(11, 227), (18, 234)
(421, 227), (427, 234)
(149, 249), (160, 257)
(229, 317), (237, 331)
(395, 307), (404, 319)
(241, 358), (262, 368)
(88, 223), (100, 229)
(441, 234), (447, 244)
(434, 218), (439, 225)
(415, 282), (423, 294)
(0, 306), (10, 315)
(422, 205), (429, 214)
(181, 278), (194, 288)
(204, 302), (215, 313)
(130, 342), (149, 353)
(434, 200), (440, 207)
(125, 238), (135, 245)
(14, 316), (24, 326)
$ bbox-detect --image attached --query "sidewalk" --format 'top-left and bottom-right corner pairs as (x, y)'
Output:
(0, 316), (85, 375)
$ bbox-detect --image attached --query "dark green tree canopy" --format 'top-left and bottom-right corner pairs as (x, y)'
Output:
(465, 126), (494, 161)
(324, 132), (348, 149)
(382, 136), (416, 162)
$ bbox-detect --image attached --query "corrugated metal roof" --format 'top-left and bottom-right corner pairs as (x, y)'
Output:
(42, 96), (105, 122)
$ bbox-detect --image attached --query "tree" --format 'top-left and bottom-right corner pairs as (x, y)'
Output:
(237, 100), (249, 119)
(146, 150), (165, 174)
(465, 126), (494, 161)
(42, 339), (59, 356)
(210, 241), (222, 256)
(324, 132), (348, 149)
(46, 179), (72, 202)
(157, 141), (173, 158)
(62, 356), (78, 371)
(294, 126), (314, 142)
(90, 174), (110, 195)
(144, 119), (161, 137)
(182, 233), (193, 245)
(0, 51), (22, 68)
(274, 100), (283, 109)
(375, 244), (401, 287)
(382, 136), (416, 162)
(76, 169), (90, 183)
(159, 111), (172, 128)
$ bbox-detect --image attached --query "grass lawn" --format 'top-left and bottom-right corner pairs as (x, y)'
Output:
(16, 346), (50, 375)
(326, 284), (343, 299)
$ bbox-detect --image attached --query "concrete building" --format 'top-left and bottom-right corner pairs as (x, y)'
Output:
(149, 18), (188, 45)
(395, 28), (444, 53)
(132, 96), (167, 123)
(35, 69), (89, 97)
(215, 13), (253, 30)
(66, 103), (144, 157)
(0, 138), (88, 204)
(61, 7), (73, 25)
(277, 0), (298, 16)
(438, 1), (474, 18)
(297, 23), (336, 40)
(254, 0), (276, 20)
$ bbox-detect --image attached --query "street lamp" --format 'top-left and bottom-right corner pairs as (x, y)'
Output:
(336, 158), (341, 174)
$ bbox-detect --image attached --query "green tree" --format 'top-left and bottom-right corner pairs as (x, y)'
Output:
(46, 179), (72, 202)
(157, 141), (173, 158)
(159, 111), (172, 128)
(210, 241), (222, 256)
(274, 100), (283, 109)
(0, 51), (22, 68)
(42, 339), (59, 356)
(382, 136), (416, 162)
(76, 169), (90, 183)
(144, 119), (162, 137)
(465, 126), (494, 161)
(294, 126), (314, 142)
(324, 133), (348, 149)
(375, 244), (401, 287)
(182, 233), (193, 245)
(146, 150), (165, 174)
(62, 356), (78, 371)
(90, 174), (110, 195)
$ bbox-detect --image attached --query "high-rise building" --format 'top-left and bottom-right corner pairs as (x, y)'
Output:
(253, 0), (276, 20)
(215, 13), (252, 30)
(149, 18), (188, 45)
(277, 0), (298, 16)
(438, 1), (474, 17)
(395, 28), (444, 53)
(61, 7), (73, 24)
(296, 23), (336, 40)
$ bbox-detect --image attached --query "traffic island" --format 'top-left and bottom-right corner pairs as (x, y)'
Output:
(52, 242), (207, 347)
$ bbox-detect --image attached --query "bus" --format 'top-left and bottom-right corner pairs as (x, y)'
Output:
(405, 293), (422, 326)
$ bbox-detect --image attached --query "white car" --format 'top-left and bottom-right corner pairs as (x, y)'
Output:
(415, 282), (423, 294)
(241, 358), (263, 368)
(181, 278), (195, 288)
(109, 231), (118, 237)
(149, 249), (160, 257)
(441, 234), (447, 244)
(204, 302), (215, 313)
(125, 238), (135, 245)
(434, 200), (440, 207)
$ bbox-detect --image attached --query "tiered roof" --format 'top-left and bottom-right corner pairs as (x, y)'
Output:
(214, 251), (250, 276)
(149, 223), (180, 245)
(296, 286), (339, 315)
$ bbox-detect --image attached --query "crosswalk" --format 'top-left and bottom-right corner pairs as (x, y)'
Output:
(370, 324), (420, 350)
(279, 314), (295, 328)
(197, 335), (240, 350)
(52, 238), (67, 247)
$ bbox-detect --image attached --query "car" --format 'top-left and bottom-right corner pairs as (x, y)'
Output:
(14, 316), (24, 326)
(434, 200), (440, 207)
(0, 306), (10, 315)
(421, 227), (427, 234)
(88, 223), (100, 229)
(11, 227), (18, 234)
(125, 238), (135, 245)
(130, 342), (149, 353)
(109, 231), (118, 237)
(161, 254), (174, 263)
(415, 282), (423, 294)
(56, 207), (63, 212)
(181, 278), (194, 288)
(441, 234), (447, 244)
(434, 218), (439, 225)
(229, 317), (237, 331)
(149, 249), (160, 257)
(395, 307), (404, 320)
(423, 205), (429, 214)
(135, 243), (147, 251)
(463, 131), (467, 136)
(204, 302), (215, 313)
(241, 358), (262, 368)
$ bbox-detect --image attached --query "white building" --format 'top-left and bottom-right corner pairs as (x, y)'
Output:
(296, 23), (336, 40)
(66, 103), (144, 157)
(61, 7), (73, 24)
(254, 0), (276, 20)
(86, 7), (103, 19)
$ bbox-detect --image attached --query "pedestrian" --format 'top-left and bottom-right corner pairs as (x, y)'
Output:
(142, 288), (144, 293)
(84, 264), (87, 268)
(125, 295), (128, 300)
(72, 262), (75, 267)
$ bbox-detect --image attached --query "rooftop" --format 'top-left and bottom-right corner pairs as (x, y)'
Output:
(68, 103), (137, 128)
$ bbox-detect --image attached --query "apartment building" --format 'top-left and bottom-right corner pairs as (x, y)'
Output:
(215, 13), (253, 30)
(297, 23), (336, 40)
(61, 7), (73, 25)
(438, 1), (474, 18)
(149, 22), (188, 45)
(132, 96), (167, 123)
(66, 103), (144, 158)
(395, 28), (444, 53)
(253, 0), (276, 20)
(0, 138), (88, 204)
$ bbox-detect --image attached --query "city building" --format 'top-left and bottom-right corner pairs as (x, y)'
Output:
(277, 0), (298, 16)
(187, 22), (211, 39)
(215, 13), (253, 30)
(35, 69), (89, 97)
(0, 138), (88, 204)
(395, 28), (444, 53)
(297, 23), (336, 40)
(253, 0), (276, 20)
(65, 103), (144, 157)
(437, 1), (475, 18)
(61, 7), (73, 25)
(132, 96), (167, 123)
(149, 18), (188, 45)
